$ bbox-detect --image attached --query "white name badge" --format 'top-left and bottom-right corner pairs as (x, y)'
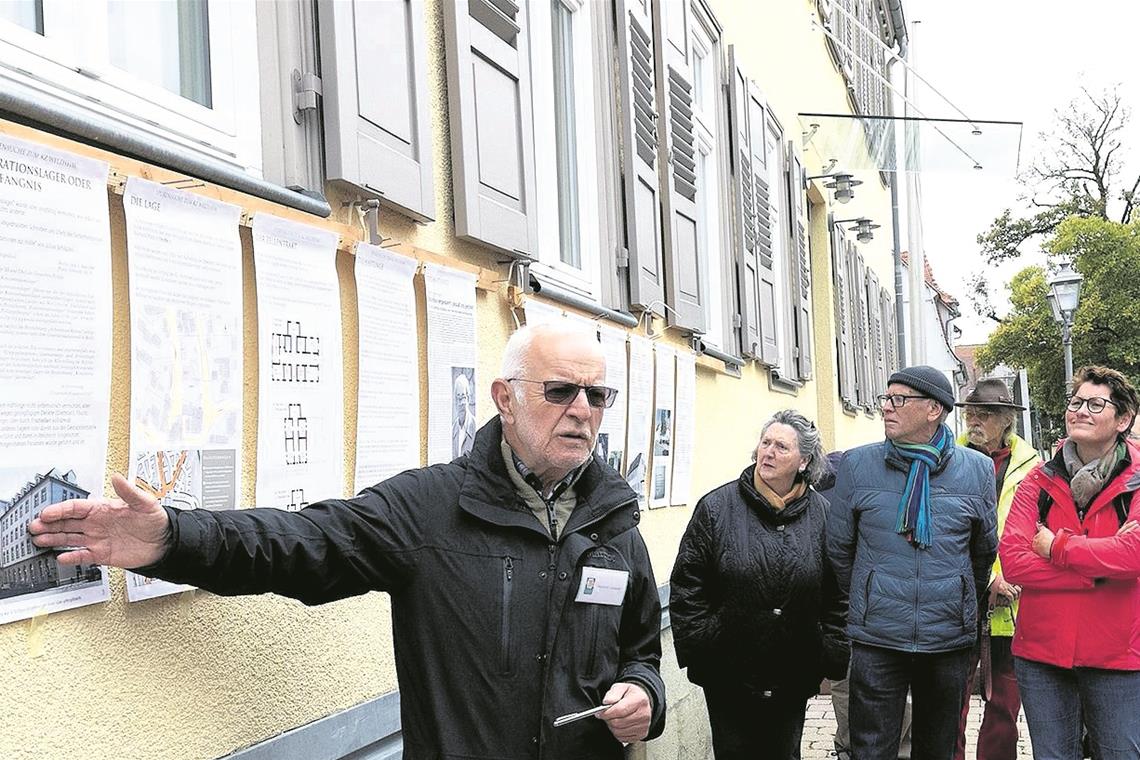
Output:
(575, 567), (629, 606)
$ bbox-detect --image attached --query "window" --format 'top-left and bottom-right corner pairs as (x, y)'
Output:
(530, 0), (601, 297)
(0, 0), (261, 172)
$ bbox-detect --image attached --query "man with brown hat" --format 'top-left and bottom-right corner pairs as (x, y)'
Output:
(827, 365), (998, 760)
(952, 378), (1041, 760)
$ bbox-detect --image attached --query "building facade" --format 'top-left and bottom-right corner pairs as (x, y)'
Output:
(0, 1), (934, 758)
(0, 469), (92, 592)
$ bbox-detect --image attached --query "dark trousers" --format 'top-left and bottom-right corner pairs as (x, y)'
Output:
(703, 685), (808, 760)
(953, 636), (1021, 760)
(850, 642), (973, 760)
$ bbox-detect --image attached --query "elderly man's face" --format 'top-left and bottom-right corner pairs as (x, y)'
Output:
(502, 331), (606, 483)
(964, 406), (1009, 452)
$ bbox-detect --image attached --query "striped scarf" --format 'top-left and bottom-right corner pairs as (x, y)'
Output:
(892, 424), (954, 549)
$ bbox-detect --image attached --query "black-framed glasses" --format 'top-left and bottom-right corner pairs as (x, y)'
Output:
(876, 393), (931, 409)
(1066, 396), (1118, 414)
(507, 378), (618, 409)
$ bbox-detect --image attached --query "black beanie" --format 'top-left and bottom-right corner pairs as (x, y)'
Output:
(888, 365), (955, 411)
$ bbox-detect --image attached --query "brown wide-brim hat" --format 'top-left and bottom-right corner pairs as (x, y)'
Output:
(954, 377), (1026, 410)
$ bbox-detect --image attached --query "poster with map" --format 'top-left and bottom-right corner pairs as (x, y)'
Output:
(122, 177), (242, 601)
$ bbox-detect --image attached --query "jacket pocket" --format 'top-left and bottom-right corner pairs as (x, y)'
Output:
(585, 604), (600, 679)
(861, 570), (875, 625)
(500, 556), (514, 674)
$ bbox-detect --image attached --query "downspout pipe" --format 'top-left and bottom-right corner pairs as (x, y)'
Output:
(0, 77), (332, 218)
(886, 0), (908, 364)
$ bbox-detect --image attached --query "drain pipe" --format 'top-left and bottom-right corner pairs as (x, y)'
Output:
(886, 0), (909, 366)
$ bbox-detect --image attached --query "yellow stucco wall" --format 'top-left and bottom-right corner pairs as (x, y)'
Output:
(2, 1), (902, 758)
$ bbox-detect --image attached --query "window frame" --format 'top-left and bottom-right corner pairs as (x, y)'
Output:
(0, 0), (262, 173)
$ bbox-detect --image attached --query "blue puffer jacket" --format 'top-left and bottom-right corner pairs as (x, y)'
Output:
(826, 440), (998, 653)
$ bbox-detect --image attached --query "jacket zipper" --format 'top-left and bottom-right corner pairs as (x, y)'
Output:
(501, 556), (514, 672)
(586, 605), (599, 678)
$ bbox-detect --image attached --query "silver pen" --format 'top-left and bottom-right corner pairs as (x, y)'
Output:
(552, 703), (611, 727)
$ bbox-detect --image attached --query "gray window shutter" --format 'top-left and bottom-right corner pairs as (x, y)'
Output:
(831, 219), (856, 405)
(443, 0), (537, 254)
(881, 286), (898, 375)
(319, 0), (435, 222)
(849, 245), (871, 408)
(786, 143), (812, 380)
(752, 96), (779, 367)
(653, 0), (703, 333)
(616, 0), (665, 311)
(866, 268), (886, 394)
(728, 47), (760, 359)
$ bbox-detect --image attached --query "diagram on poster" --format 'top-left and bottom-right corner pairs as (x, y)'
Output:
(0, 135), (114, 624)
(253, 214), (343, 512)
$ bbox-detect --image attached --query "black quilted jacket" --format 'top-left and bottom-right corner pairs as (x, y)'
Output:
(669, 465), (849, 698)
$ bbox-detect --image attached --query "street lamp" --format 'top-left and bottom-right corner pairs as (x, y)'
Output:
(833, 217), (881, 243)
(805, 172), (862, 204)
(1045, 261), (1083, 386)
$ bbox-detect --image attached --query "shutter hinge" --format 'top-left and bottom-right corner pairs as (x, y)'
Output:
(732, 312), (742, 329)
(292, 69), (323, 124)
(616, 246), (630, 268)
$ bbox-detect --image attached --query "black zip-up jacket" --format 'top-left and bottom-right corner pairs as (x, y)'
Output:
(669, 466), (849, 698)
(138, 417), (666, 759)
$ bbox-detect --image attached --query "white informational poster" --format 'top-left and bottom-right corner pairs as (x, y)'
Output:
(353, 243), (420, 493)
(123, 178), (243, 601)
(596, 326), (629, 474)
(650, 346), (676, 508)
(424, 265), (479, 465)
(253, 214), (344, 511)
(671, 351), (697, 506)
(625, 335), (654, 506)
(523, 298), (563, 327)
(0, 135), (113, 624)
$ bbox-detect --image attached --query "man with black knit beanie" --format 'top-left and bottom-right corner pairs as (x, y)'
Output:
(827, 365), (998, 760)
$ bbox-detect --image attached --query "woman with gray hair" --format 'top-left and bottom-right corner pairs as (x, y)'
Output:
(669, 410), (849, 759)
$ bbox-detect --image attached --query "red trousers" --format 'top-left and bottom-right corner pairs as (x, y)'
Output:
(954, 636), (1021, 760)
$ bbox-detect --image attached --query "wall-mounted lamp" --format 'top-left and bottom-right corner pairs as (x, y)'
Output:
(833, 217), (881, 243)
(805, 171), (862, 204)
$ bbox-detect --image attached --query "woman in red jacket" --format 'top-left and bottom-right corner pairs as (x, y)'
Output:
(1000, 365), (1140, 759)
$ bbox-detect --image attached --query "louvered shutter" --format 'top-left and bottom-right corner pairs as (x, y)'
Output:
(831, 220), (856, 405)
(752, 93), (779, 367)
(443, 0), (537, 255)
(881, 286), (898, 375)
(787, 143), (812, 379)
(616, 0), (665, 311)
(727, 47), (760, 358)
(319, 0), (435, 222)
(867, 268), (886, 394)
(850, 245), (871, 408)
(654, 0), (703, 332)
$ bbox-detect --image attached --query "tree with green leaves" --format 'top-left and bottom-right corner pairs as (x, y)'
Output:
(976, 217), (1140, 442)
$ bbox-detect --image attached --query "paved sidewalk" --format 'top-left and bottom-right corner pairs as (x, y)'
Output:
(801, 695), (1035, 759)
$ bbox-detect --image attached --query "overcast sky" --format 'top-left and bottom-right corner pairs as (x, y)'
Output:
(902, 0), (1140, 343)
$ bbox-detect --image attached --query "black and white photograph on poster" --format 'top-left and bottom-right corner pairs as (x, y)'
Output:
(594, 432), (609, 464)
(653, 409), (673, 457)
(0, 466), (107, 618)
(451, 366), (477, 459)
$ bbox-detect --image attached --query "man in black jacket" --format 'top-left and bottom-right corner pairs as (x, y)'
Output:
(29, 323), (666, 759)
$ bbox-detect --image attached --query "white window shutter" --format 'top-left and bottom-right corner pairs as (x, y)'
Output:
(443, 0), (537, 255)
(831, 220), (856, 405)
(867, 268), (886, 394)
(881, 286), (898, 375)
(751, 96), (779, 367)
(849, 245), (872, 408)
(728, 47), (761, 359)
(786, 143), (812, 380)
(653, 0), (704, 333)
(319, 0), (435, 222)
(616, 0), (665, 311)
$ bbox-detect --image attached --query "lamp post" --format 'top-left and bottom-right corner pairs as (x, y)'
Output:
(1045, 261), (1084, 387)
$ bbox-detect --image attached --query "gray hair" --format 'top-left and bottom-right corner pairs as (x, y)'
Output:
(500, 322), (601, 401)
(755, 409), (827, 485)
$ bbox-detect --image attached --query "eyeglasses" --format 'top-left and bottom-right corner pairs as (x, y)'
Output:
(1066, 396), (1118, 414)
(962, 408), (997, 421)
(876, 393), (930, 409)
(507, 378), (618, 409)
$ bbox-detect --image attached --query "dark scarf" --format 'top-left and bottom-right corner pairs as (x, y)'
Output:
(892, 424), (954, 549)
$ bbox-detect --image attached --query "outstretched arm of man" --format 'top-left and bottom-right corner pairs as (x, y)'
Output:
(27, 473), (170, 569)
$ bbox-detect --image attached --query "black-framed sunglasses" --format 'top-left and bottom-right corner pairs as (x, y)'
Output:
(875, 393), (931, 409)
(1066, 395), (1118, 414)
(507, 378), (618, 409)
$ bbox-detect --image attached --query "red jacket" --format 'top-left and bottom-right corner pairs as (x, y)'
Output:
(999, 440), (1140, 670)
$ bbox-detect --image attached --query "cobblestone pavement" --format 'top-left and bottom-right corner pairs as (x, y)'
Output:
(800, 695), (1035, 759)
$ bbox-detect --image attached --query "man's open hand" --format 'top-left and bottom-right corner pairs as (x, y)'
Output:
(28, 473), (171, 569)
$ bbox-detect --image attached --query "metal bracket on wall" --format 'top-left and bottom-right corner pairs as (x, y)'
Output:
(292, 69), (322, 125)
